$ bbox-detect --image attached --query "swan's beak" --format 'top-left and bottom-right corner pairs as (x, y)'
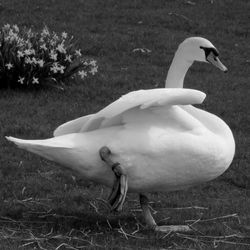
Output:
(207, 54), (228, 72)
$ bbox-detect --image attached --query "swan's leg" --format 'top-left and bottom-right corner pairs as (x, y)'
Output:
(99, 146), (128, 212)
(139, 194), (191, 232)
(140, 194), (157, 228)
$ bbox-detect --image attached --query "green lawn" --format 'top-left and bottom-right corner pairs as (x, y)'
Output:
(0, 0), (250, 249)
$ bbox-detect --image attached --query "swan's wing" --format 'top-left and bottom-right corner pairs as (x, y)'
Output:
(81, 88), (206, 132)
(53, 114), (93, 136)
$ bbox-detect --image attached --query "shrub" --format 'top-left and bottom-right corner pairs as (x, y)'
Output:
(0, 24), (98, 89)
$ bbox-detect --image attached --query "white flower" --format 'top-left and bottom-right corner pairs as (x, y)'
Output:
(3, 24), (11, 30)
(50, 67), (58, 73)
(41, 27), (50, 37)
(90, 66), (98, 75)
(58, 65), (65, 74)
(26, 29), (34, 39)
(37, 59), (45, 67)
(75, 49), (82, 57)
(82, 61), (89, 66)
(5, 63), (13, 70)
(32, 77), (39, 84)
(50, 63), (59, 73)
(89, 60), (97, 67)
(13, 25), (19, 33)
(17, 76), (25, 84)
(64, 55), (72, 63)
(56, 43), (66, 54)
(17, 38), (25, 47)
(32, 57), (37, 64)
(49, 50), (58, 61)
(24, 57), (33, 64)
(50, 40), (56, 46)
(50, 62), (65, 74)
(24, 49), (35, 56)
(17, 51), (24, 58)
(8, 29), (18, 38)
(40, 44), (47, 51)
(52, 33), (59, 42)
(61, 32), (68, 39)
(26, 42), (33, 49)
(31, 58), (44, 67)
(78, 70), (87, 79)
(4, 30), (19, 43)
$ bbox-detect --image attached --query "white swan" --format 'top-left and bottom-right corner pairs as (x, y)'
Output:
(6, 37), (235, 232)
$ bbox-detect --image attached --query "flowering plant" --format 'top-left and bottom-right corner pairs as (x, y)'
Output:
(0, 24), (98, 89)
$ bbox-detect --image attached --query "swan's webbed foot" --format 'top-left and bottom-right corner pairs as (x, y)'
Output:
(99, 146), (128, 212)
(139, 194), (191, 233)
(140, 194), (157, 228)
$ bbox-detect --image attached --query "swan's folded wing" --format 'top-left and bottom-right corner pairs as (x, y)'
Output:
(53, 114), (93, 136)
(80, 88), (206, 132)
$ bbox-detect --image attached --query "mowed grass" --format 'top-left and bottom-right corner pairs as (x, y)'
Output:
(0, 0), (250, 249)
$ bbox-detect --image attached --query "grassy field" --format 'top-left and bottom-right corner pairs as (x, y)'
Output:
(0, 0), (250, 249)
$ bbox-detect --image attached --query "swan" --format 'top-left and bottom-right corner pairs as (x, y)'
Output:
(6, 37), (235, 232)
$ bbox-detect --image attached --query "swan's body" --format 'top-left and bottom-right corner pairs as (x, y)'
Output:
(6, 37), (235, 230)
(9, 88), (234, 193)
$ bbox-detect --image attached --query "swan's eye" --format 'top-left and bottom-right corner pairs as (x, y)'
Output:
(214, 56), (218, 61)
(200, 46), (219, 59)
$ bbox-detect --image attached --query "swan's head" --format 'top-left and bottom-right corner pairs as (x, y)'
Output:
(178, 37), (228, 72)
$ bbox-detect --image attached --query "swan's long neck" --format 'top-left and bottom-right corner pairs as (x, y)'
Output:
(165, 49), (193, 88)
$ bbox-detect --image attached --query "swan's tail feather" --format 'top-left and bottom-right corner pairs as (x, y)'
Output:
(53, 114), (93, 137)
(6, 136), (73, 162)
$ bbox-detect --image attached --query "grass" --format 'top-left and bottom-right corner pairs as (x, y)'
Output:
(0, 0), (250, 249)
